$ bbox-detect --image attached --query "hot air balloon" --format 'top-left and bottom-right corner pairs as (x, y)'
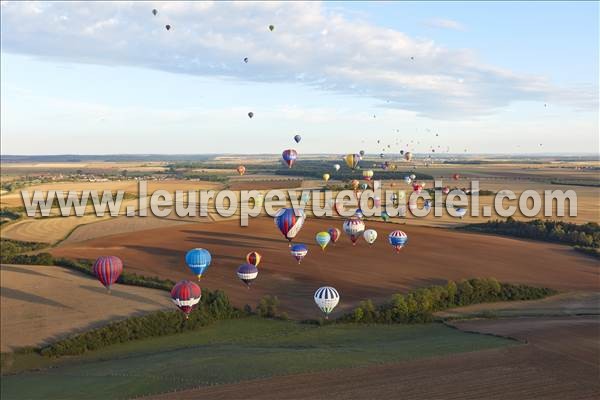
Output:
(354, 208), (364, 219)
(404, 176), (412, 185)
(424, 199), (432, 211)
(248, 112), (254, 118)
(344, 154), (361, 170)
(92, 256), (123, 292)
(442, 187), (450, 195)
(244, 57), (248, 63)
(381, 211), (390, 222)
(360, 183), (368, 191)
(294, 134), (301, 143)
(315, 231), (331, 251)
(237, 165), (246, 176)
(269, 24), (275, 31)
(410, 174), (416, 180)
(359, 150), (365, 157)
(400, 150), (405, 155)
(165, 24), (171, 31)
(362, 170), (374, 181)
(322, 173), (330, 182)
(333, 163), (340, 171)
(185, 248), (212, 280)
(314, 286), (340, 319)
(363, 229), (377, 245)
(452, 173), (460, 181)
(171, 280), (201, 319)
(246, 251), (262, 267)
(290, 243), (308, 264)
(350, 179), (360, 191)
(254, 193), (264, 207)
(374, 196), (382, 208)
(454, 207), (467, 218)
(282, 149), (298, 168)
(343, 217), (365, 245)
(405, 152), (413, 161)
(152, 9), (158, 16)
(274, 208), (305, 244)
(388, 230), (408, 253)
(328, 227), (341, 244)
(412, 183), (423, 194)
(237, 263), (258, 288)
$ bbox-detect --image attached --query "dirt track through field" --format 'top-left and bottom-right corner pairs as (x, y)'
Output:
(147, 316), (600, 400)
(51, 217), (599, 319)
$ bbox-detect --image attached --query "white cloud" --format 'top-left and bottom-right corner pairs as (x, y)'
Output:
(0, 1), (596, 118)
(426, 18), (466, 31)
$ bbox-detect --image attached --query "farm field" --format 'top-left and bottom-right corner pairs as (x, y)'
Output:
(0, 264), (171, 352)
(147, 316), (599, 400)
(0, 318), (515, 399)
(49, 217), (599, 319)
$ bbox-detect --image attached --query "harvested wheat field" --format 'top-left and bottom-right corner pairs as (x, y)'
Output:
(50, 217), (599, 318)
(148, 316), (600, 400)
(1, 215), (110, 244)
(0, 264), (171, 352)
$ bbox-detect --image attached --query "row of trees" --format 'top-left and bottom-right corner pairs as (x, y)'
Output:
(40, 290), (238, 357)
(464, 217), (599, 249)
(340, 278), (557, 324)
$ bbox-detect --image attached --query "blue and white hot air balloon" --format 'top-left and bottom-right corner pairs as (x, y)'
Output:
(388, 230), (408, 253)
(290, 243), (308, 264)
(185, 248), (212, 280)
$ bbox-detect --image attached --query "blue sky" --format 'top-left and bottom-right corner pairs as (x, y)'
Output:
(1, 1), (597, 155)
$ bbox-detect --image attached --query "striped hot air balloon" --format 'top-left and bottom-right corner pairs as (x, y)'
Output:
(237, 263), (259, 288)
(328, 227), (341, 244)
(274, 208), (305, 244)
(362, 169), (374, 181)
(92, 256), (123, 292)
(171, 280), (202, 319)
(246, 251), (262, 267)
(344, 154), (360, 170)
(343, 217), (365, 245)
(290, 243), (308, 264)
(315, 231), (331, 251)
(388, 230), (408, 253)
(314, 286), (340, 318)
(282, 149), (298, 168)
(237, 165), (246, 175)
(185, 248), (212, 280)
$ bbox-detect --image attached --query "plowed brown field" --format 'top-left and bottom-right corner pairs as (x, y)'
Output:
(50, 217), (599, 318)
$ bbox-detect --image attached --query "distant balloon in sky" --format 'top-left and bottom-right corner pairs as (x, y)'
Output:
(152, 9), (158, 16)
(237, 165), (246, 176)
(248, 112), (254, 118)
(294, 134), (302, 143)
(333, 163), (341, 171)
(244, 57), (249, 63)
(269, 25), (275, 31)
(322, 173), (330, 182)
(165, 24), (171, 31)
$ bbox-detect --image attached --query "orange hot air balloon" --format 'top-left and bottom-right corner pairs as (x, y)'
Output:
(350, 179), (360, 190)
(237, 165), (246, 176)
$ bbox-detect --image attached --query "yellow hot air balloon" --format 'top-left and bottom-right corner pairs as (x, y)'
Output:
(362, 170), (374, 181)
(322, 173), (330, 182)
(344, 154), (360, 170)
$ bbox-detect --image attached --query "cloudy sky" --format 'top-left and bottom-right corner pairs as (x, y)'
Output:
(1, 1), (598, 154)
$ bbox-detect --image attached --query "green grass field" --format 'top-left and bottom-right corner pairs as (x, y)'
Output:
(1, 318), (515, 400)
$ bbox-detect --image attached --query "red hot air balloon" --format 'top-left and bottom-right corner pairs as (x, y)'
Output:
(328, 227), (341, 244)
(452, 173), (460, 181)
(93, 256), (123, 292)
(237, 165), (246, 176)
(246, 251), (262, 267)
(171, 280), (202, 319)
